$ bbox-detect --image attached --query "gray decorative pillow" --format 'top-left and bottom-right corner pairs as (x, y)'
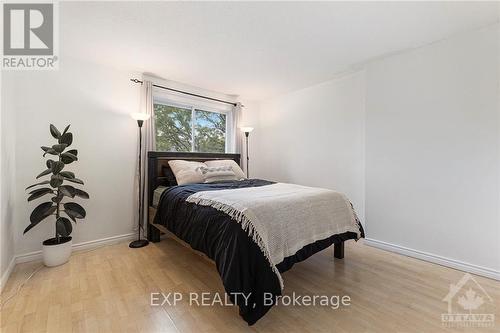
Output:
(205, 160), (246, 180)
(198, 166), (238, 183)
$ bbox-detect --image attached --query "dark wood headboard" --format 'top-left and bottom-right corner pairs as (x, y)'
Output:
(147, 151), (241, 206)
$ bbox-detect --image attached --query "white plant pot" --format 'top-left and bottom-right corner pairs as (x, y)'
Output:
(42, 236), (72, 267)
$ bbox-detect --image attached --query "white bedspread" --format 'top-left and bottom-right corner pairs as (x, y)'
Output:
(186, 182), (361, 289)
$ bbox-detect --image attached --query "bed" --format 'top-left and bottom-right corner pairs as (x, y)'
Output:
(147, 151), (364, 325)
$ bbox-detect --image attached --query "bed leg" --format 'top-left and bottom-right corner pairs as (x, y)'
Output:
(334, 242), (344, 259)
(148, 224), (161, 243)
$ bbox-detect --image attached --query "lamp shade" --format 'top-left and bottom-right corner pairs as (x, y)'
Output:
(130, 113), (151, 121)
(240, 126), (254, 133)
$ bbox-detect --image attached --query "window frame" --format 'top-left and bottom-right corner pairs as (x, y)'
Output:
(153, 98), (233, 153)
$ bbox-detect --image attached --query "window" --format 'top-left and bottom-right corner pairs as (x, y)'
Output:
(194, 109), (226, 153)
(154, 102), (228, 153)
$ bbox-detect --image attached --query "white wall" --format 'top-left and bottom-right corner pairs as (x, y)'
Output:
(1, 71), (17, 288)
(2, 57), (141, 256)
(256, 72), (366, 222)
(364, 25), (500, 272)
(252, 25), (499, 277)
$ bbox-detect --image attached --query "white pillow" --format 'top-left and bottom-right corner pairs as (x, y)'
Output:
(168, 160), (206, 185)
(205, 160), (246, 180)
(198, 166), (238, 183)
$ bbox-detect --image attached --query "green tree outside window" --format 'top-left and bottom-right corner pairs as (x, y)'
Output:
(154, 103), (226, 153)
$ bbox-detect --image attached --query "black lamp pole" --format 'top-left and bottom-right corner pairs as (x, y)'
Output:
(245, 131), (250, 178)
(129, 119), (149, 248)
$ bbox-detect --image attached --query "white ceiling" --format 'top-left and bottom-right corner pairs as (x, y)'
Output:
(61, 1), (499, 101)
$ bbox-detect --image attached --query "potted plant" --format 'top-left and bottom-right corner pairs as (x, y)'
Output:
(24, 124), (89, 267)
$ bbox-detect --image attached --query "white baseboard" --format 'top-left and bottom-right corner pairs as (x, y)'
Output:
(1, 233), (135, 292)
(364, 238), (500, 281)
(15, 233), (136, 264)
(0, 256), (16, 292)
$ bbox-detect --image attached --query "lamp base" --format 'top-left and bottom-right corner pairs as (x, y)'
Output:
(129, 239), (149, 248)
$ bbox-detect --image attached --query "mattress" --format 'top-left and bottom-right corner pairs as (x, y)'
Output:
(152, 186), (168, 208)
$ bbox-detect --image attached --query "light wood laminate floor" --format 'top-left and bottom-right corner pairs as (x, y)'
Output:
(1, 238), (499, 333)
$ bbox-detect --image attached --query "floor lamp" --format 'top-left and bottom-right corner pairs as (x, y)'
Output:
(241, 127), (254, 178)
(130, 112), (151, 248)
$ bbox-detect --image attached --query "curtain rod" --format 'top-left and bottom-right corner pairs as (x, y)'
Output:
(130, 79), (240, 107)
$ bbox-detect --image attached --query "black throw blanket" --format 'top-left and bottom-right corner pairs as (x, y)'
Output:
(153, 179), (362, 325)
